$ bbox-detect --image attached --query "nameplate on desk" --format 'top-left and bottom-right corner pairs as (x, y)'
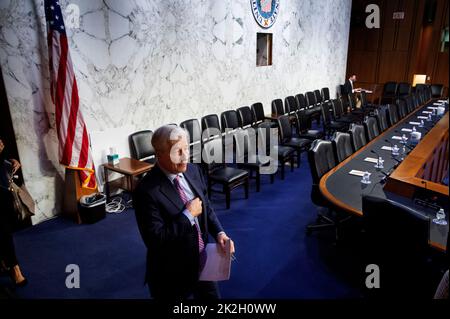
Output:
(364, 157), (379, 164)
(381, 146), (393, 151)
(392, 136), (403, 140)
(409, 121), (421, 125)
(422, 111), (432, 114)
(349, 170), (370, 177)
(417, 116), (428, 119)
(401, 128), (413, 132)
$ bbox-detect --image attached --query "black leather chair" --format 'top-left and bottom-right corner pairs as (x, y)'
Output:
(201, 114), (221, 141)
(180, 119), (202, 163)
(381, 81), (398, 104)
(306, 140), (351, 239)
(237, 106), (255, 128)
(430, 84), (444, 98)
(129, 130), (156, 164)
(373, 107), (389, 132)
(360, 90), (377, 112)
(348, 92), (367, 117)
(251, 102), (277, 128)
(386, 104), (399, 126)
(349, 123), (367, 151)
(395, 98), (408, 119)
(220, 110), (240, 132)
(202, 137), (249, 209)
(362, 195), (431, 298)
(412, 92), (421, 108)
(331, 132), (353, 163)
(251, 102), (265, 125)
(305, 91), (316, 107)
(321, 102), (348, 137)
(314, 89), (323, 104)
(284, 96), (298, 114)
(363, 116), (380, 141)
(416, 84), (431, 103)
(234, 129), (275, 191)
(295, 93), (307, 110)
(321, 87), (330, 102)
(258, 122), (295, 180)
(331, 98), (359, 124)
(397, 82), (411, 98)
(305, 91), (321, 123)
(277, 115), (312, 166)
(271, 99), (285, 116)
(404, 95), (415, 113)
(294, 109), (323, 140)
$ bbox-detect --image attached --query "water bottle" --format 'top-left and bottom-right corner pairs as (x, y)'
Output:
(433, 208), (447, 225)
(361, 171), (371, 184)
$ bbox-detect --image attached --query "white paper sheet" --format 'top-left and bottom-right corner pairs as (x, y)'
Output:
(364, 157), (379, 163)
(422, 111), (432, 114)
(349, 170), (370, 177)
(427, 107), (438, 110)
(409, 121), (421, 125)
(391, 136), (403, 140)
(417, 116), (428, 119)
(401, 128), (413, 132)
(199, 241), (231, 282)
(381, 146), (393, 151)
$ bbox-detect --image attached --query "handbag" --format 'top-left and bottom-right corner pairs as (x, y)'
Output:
(9, 181), (35, 221)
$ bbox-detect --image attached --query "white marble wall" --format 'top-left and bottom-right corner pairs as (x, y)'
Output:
(0, 0), (352, 223)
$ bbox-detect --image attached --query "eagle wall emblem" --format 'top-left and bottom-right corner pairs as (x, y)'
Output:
(251, 0), (280, 29)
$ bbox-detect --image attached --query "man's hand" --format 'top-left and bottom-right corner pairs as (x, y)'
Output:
(217, 232), (235, 255)
(186, 197), (202, 217)
(0, 140), (4, 154)
(11, 159), (21, 174)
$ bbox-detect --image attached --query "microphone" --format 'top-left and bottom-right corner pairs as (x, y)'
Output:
(393, 131), (414, 150)
(384, 139), (394, 147)
(370, 149), (381, 158)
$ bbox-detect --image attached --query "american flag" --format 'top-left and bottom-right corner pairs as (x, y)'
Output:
(45, 0), (96, 189)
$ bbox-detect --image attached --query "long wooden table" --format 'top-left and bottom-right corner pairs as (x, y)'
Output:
(319, 99), (449, 251)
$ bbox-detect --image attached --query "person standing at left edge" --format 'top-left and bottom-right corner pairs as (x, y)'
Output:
(133, 125), (235, 300)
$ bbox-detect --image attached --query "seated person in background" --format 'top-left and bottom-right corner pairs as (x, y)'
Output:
(343, 74), (358, 94)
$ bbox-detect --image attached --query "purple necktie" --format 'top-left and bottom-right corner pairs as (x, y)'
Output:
(174, 175), (205, 252)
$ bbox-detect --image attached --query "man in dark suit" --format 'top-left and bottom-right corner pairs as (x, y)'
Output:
(343, 74), (357, 95)
(133, 125), (235, 300)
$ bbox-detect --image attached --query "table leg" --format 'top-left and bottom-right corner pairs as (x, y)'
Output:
(104, 166), (110, 203)
(129, 175), (134, 191)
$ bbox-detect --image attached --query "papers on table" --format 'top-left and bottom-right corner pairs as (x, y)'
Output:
(199, 242), (231, 282)
(417, 116), (428, 119)
(381, 146), (393, 151)
(438, 100), (447, 103)
(428, 107), (438, 110)
(422, 111), (432, 114)
(392, 136), (403, 140)
(401, 128), (413, 132)
(349, 170), (370, 177)
(364, 157), (379, 164)
(409, 121), (421, 125)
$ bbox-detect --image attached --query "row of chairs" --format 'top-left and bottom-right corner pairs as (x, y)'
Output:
(305, 90), (428, 239)
(128, 96), (326, 208)
(380, 82), (444, 104)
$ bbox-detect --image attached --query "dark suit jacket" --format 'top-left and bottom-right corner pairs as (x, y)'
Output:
(133, 163), (224, 297)
(342, 79), (353, 95)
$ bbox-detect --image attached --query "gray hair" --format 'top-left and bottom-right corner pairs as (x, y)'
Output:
(151, 125), (188, 154)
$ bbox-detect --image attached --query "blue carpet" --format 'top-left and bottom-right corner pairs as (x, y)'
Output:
(4, 153), (364, 299)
